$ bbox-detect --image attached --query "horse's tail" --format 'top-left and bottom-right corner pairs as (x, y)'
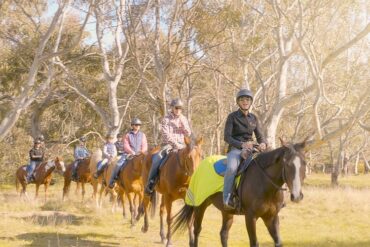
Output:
(150, 191), (157, 218)
(171, 204), (194, 234)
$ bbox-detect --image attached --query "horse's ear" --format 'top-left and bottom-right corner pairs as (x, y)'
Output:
(279, 137), (288, 147)
(196, 137), (204, 146)
(184, 136), (191, 146)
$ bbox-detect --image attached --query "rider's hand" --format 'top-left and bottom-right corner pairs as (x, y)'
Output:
(242, 142), (253, 150)
(259, 143), (267, 151)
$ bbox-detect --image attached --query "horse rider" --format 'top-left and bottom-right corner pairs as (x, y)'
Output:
(26, 139), (45, 183)
(72, 136), (90, 181)
(223, 88), (267, 210)
(144, 98), (191, 195)
(115, 133), (125, 157)
(94, 134), (117, 179)
(108, 118), (148, 188)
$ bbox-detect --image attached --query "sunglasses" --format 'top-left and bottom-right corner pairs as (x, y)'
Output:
(132, 124), (141, 126)
(174, 107), (183, 110)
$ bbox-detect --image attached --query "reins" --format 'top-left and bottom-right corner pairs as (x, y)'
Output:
(253, 158), (288, 191)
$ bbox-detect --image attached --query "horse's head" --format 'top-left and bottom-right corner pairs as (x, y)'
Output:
(54, 156), (66, 175)
(181, 136), (203, 176)
(280, 138), (307, 203)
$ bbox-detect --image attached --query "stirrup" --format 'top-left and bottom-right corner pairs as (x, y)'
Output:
(144, 180), (155, 196)
(223, 194), (236, 210)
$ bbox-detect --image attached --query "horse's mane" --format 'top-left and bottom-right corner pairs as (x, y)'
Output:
(253, 146), (286, 169)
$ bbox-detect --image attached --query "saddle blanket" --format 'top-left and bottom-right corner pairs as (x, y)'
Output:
(185, 155), (227, 207)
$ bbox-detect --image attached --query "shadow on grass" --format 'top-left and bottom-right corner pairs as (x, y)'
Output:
(18, 211), (92, 226)
(260, 240), (370, 247)
(15, 232), (119, 247)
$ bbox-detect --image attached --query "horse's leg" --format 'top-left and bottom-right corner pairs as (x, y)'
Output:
(127, 192), (135, 226)
(220, 211), (234, 247)
(262, 214), (282, 247)
(164, 196), (174, 247)
(81, 182), (86, 203)
(111, 190), (117, 213)
(141, 196), (150, 233)
(44, 183), (49, 203)
(35, 183), (40, 201)
(159, 196), (166, 243)
(192, 203), (208, 247)
(98, 181), (105, 208)
(135, 191), (144, 221)
(75, 182), (80, 196)
(245, 212), (259, 247)
(119, 190), (127, 219)
(63, 176), (71, 201)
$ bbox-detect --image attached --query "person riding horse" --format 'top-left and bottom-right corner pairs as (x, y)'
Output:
(115, 133), (125, 157)
(94, 134), (117, 179)
(108, 118), (148, 188)
(223, 88), (267, 210)
(144, 98), (192, 195)
(72, 136), (90, 181)
(26, 139), (45, 183)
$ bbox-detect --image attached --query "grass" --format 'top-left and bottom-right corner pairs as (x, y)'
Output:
(0, 173), (369, 246)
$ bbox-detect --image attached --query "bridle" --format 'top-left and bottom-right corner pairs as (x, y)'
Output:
(254, 156), (288, 192)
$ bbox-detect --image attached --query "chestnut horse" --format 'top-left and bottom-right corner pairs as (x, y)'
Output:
(141, 136), (203, 246)
(15, 157), (66, 202)
(62, 158), (92, 202)
(115, 152), (150, 226)
(172, 139), (307, 247)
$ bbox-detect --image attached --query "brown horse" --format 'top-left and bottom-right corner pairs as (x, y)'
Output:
(15, 157), (66, 202)
(172, 139), (307, 247)
(141, 136), (203, 246)
(115, 152), (149, 226)
(62, 158), (92, 202)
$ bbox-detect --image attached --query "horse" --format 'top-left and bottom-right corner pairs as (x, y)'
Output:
(62, 157), (92, 202)
(172, 139), (307, 247)
(141, 136), (203, 246)
(15, 156), (66, 202)
(115, 152), (149, 226)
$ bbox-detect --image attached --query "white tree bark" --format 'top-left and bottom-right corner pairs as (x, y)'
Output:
(0, 1), (72, 141)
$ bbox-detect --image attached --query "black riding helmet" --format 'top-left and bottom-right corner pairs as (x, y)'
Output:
(79, 136), (87, 142)
(170, 98), (184, 108)
(236, 88), (254, 102)
(131, 118), (142, 125)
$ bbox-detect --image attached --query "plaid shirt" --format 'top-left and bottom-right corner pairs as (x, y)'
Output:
(161, 112), (191, 149)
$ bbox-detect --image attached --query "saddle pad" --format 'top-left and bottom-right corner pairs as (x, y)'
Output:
(185, 155), (226, 207)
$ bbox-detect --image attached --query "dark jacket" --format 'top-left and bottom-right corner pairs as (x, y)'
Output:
(29, 147), (44, 162)
(224, 109), (266, 151)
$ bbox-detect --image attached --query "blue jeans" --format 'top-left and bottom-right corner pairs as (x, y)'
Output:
(27, 161), (40, 179)
(145, 145), (172, 192)
(223, 148), (242, 203)
(108, 155), (127, 186)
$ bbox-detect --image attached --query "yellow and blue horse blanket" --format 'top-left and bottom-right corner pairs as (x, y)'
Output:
(185, 155), (229, 207)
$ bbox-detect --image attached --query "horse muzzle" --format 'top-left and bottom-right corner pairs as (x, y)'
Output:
(290, 192), (304, 203)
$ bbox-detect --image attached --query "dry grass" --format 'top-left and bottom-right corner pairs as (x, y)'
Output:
(0, 174), (369, 246)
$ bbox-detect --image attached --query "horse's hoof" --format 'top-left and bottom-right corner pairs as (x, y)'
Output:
(141, 226), (148, 233)
(166, 240), (173, 247)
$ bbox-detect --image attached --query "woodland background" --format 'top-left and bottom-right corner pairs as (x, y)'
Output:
(0, 0), (370, 184)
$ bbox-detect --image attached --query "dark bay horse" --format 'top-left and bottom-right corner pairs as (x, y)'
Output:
(141, 136), (203, 247)
(116, 153), (146, 226)
(62, 158), (92, 202)
(15, 157), (66, 202)
(172, 139), (307, 247)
